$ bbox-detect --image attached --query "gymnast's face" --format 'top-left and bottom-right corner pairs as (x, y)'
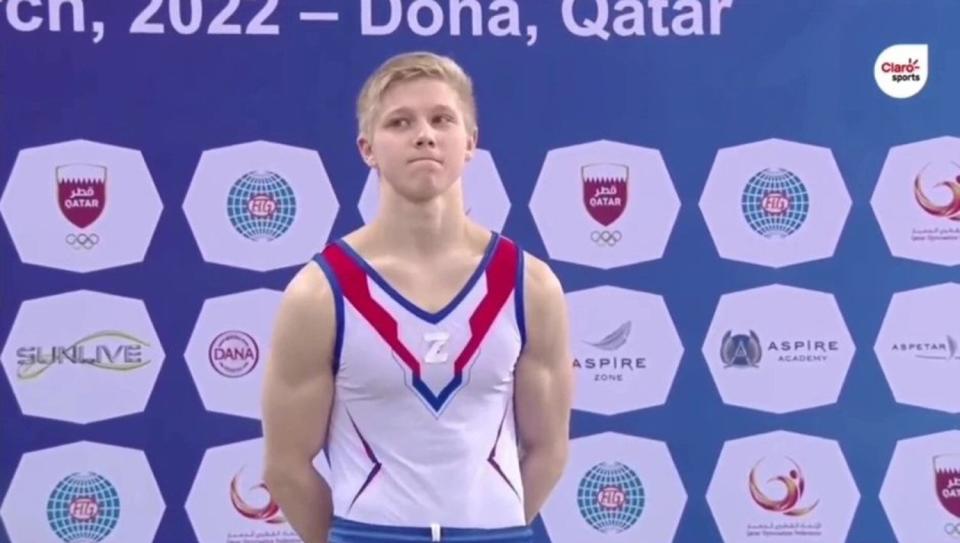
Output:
(359, 78), (476, 203)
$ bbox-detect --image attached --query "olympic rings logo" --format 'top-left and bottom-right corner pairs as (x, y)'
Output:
(591, 230), (622, 246)
(944, 523), (960, 537)
(66, 233), (100, 250)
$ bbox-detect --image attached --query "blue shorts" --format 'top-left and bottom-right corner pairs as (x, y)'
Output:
(328, 516), (534, 543)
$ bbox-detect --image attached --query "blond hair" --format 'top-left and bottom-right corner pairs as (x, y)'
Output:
(356, 51), (477, 140)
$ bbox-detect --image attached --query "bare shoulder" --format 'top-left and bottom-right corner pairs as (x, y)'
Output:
(268, 260), (337, 381)
(279, 261), (334, 331)
(519, 252), (570, 361)
(522, 251), (565, 312)
(284, 259), (333, 305)
(262, 259), (338, 469)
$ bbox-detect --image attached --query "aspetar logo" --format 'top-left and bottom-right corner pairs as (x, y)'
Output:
(875, 44), (928, 99)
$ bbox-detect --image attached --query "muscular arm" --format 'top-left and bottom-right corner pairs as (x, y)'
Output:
(261, 262), (336, 543)
(514, 255), (574, 524)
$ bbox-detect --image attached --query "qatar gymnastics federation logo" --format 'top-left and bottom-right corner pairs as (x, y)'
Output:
(577, 461), (644, 534)
(230, 468), (285, 524)
(914, 162), (960, 221)
(227, 170), (296, 241)
(209, 330), (259, 378)
(46, 472), (120, 543)
(749, 457), (819, 517)
(57, 164), (106, 250)
(582, 163), (628, 247)
(741, 168), (809, 238)
(721, 330), (762, 369)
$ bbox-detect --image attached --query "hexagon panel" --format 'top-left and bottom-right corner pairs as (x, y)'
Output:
(529, 140), (680, 269)
(182, 140), (339, 272)
(707, 430), (860, 543)
(702, 284), (855, 414)
(699, 138), (851, 268)
(874, 282), (960, 413)
(0, 441), (165, 543)
(0, 139), (163, 272)
(0, 290), (165, 424)
(880, 430), (960, 543)
(358, 149), (510, 231)
(185, 288), (283, 420)
(540, 432), (686, 543)
(186, 437), (330, 543)
(871, 136), (960, 266)
(567, 286), (683, 414)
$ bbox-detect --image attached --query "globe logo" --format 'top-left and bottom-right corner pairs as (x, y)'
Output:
(576, 461), (645, 534)
(741, 168), (809, 238)
(227, 170), (297, 241)
(46, 472), (120, 543)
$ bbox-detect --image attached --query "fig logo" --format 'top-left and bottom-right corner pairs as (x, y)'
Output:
(874, 44), (928, 99)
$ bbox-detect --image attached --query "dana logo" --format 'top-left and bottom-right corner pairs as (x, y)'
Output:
(209, 331), (259, 378)
(46, 472), (121, 543)
(875, 44), (929, 99)
(576, 461), (645, 534)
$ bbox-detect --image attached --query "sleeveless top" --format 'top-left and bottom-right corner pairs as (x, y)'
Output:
(313, 232), (527, 528)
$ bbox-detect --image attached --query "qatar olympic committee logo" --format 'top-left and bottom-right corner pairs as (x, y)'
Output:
(226, 170), (297, 242)
(935, 454), (960, 538)
(57, 163), (106, 250)
(582, 163), (628, 247)
(576, 461), (645, 534)
(741, 167), (809, 238)
(46, 472), (121, 543)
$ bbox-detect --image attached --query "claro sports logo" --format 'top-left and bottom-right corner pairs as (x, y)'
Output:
(875, 44), (929, 99)
(883, 58), (921, 82)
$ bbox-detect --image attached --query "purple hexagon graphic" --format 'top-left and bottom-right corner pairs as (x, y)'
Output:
(699, 139), (851, 268)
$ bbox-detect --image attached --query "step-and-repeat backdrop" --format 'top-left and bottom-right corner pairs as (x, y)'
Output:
(0, 1), (957, 542)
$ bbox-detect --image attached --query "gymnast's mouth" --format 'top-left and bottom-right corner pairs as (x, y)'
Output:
(408, 156), (443, 165)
